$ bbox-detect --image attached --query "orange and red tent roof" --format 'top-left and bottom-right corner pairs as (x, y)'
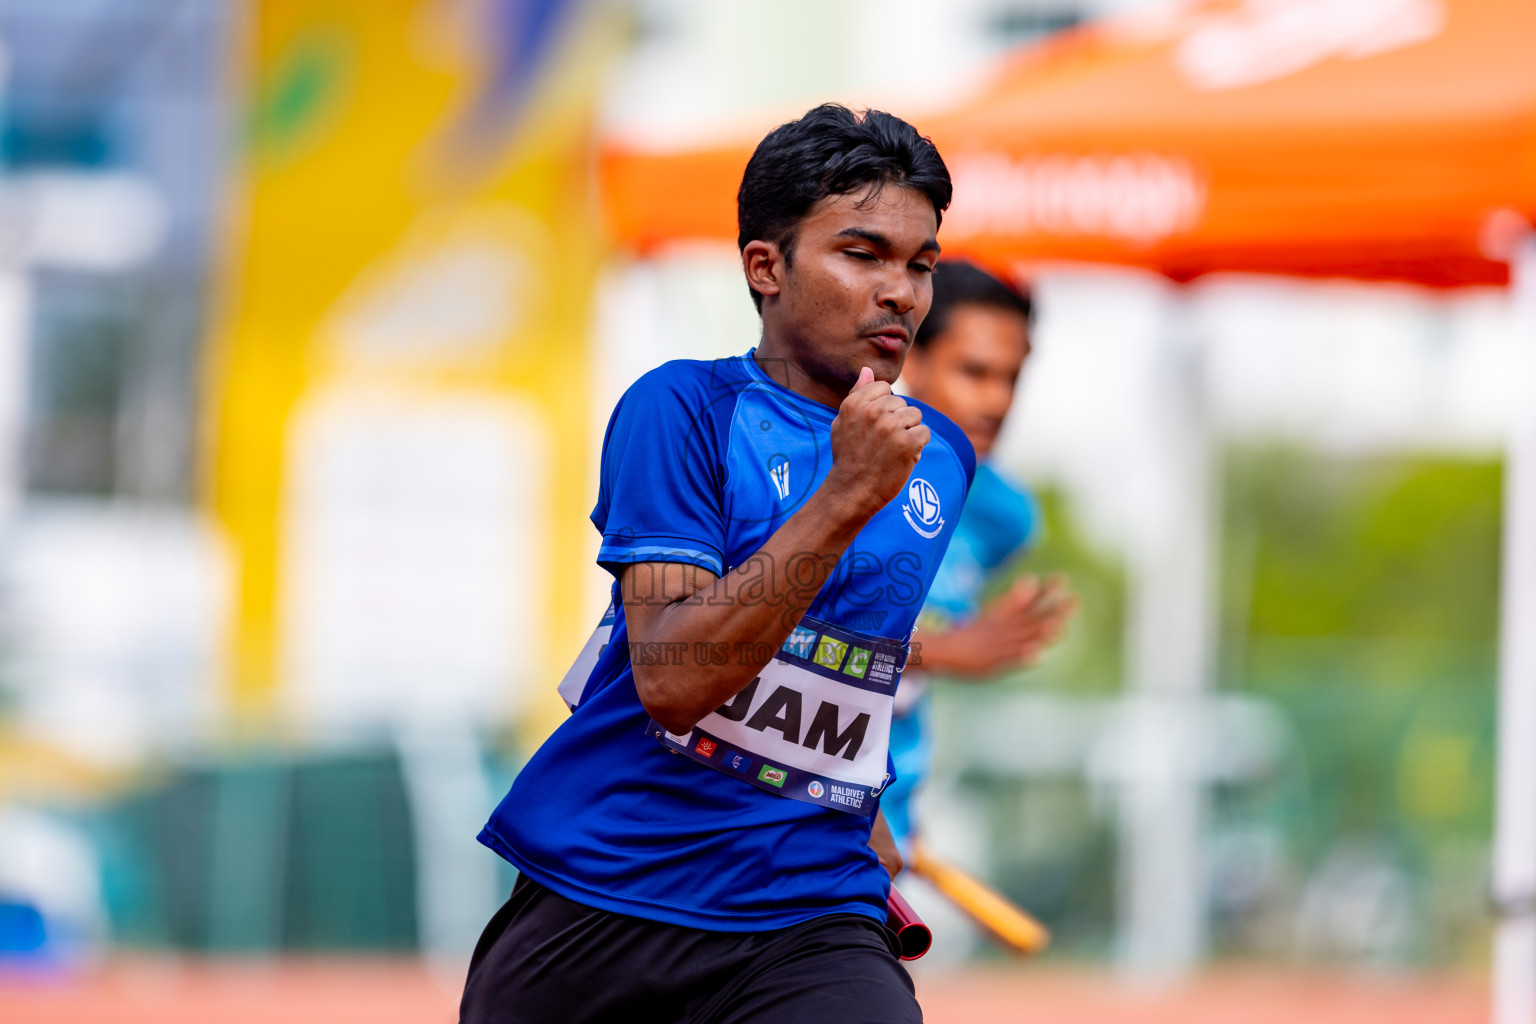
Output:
(601, 0), (1536, 288)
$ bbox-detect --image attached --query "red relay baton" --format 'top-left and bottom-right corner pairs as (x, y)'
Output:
(885, 885), (932, 960)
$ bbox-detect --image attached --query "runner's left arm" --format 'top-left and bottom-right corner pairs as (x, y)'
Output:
(869, 811), (903, 879)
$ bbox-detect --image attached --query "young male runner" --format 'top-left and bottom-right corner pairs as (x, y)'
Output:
(461, 105), (970, 1024)
(884, 261), (1078, 851)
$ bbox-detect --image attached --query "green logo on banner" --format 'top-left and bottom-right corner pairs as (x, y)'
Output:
(758, 765), (786, 788)
(814, 636), (848, 670)
(843, 647), (871, 678)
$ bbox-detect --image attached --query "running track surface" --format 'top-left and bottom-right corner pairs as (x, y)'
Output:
(0, 960), (1484, 1024)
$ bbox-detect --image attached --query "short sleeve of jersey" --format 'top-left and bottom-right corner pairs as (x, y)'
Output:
(592, 363), (728, 577)
(970, 463), (1039, 571)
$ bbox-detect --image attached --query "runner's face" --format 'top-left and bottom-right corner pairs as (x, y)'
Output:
(760, 186), (940, 394)
(900, 304), (1030, 458)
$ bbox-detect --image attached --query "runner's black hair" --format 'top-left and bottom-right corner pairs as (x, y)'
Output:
(912, 260), (1034, 349)
(737, 104), (951, 312)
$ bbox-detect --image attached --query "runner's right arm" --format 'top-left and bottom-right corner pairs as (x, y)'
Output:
(624, 368), (925, 736)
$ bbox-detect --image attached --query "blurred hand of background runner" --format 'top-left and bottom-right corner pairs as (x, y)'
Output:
(915, 574), (1077, 678)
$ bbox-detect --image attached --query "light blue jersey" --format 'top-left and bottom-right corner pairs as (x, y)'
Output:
(883, 462), (1038, 847)
(479, 353), (975, 931)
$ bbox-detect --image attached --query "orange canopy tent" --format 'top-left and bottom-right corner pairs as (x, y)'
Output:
(601, 0), (1536, 288)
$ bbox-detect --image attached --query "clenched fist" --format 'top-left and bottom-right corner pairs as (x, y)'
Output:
(827, 366), (930, 519)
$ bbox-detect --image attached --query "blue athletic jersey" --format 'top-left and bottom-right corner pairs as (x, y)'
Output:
(919, 463), (1038, 625)
(884, 462), (1038, 846)
(478, 352), (975, 931)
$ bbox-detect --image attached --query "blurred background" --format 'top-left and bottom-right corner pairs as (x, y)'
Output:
(0, 1), (1528, 1021)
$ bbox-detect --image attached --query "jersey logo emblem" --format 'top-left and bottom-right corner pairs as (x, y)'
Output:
(768, 456), (790, 500)
(902, 477), (945, 538)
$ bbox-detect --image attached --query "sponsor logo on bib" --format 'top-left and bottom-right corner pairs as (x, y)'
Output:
(827, 783), (865, 810)
(814, 636), (849, 670)
(758, 765), (787, 788)
(695, 737), (717, 757)
(782, 627), (817, 660)
(843, 647), (871, 679)
(865, 650), (900, 686)
(807, 780), (825, 799)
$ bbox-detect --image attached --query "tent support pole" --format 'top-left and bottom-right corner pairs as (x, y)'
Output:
(1495, 234), (1536, 1024)
(1119, 285), (1215, 985)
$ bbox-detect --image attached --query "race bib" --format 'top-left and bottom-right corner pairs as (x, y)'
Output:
(646, 614), (905, 817)
(557, 600), (617, 710)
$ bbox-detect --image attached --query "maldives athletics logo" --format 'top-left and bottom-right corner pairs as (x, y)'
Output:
(807, 780), (825, 799)
(903, 477), (944, 538)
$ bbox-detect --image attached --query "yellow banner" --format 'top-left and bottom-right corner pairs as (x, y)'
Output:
(208, 0), (614, 738)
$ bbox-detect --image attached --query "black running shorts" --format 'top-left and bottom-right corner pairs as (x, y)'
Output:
(459, 874), (923, 1024)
